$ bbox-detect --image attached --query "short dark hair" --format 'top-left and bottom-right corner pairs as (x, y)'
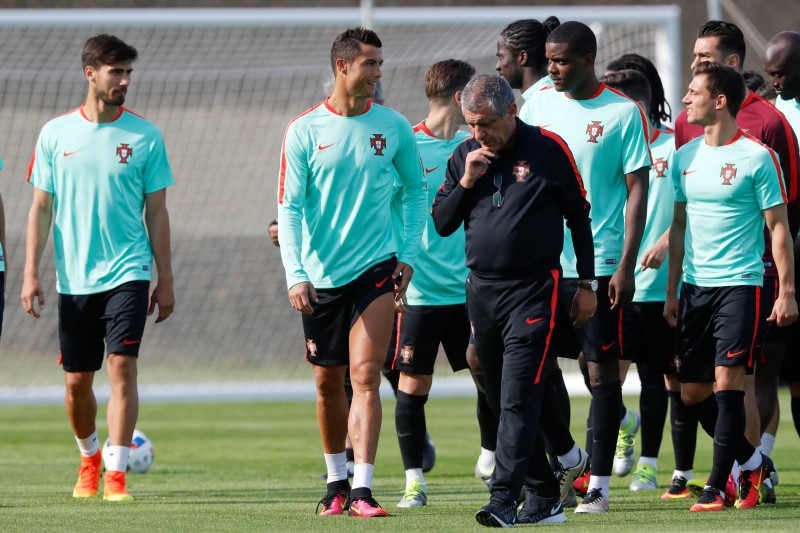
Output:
(424, 59), (476, 102)
(500, 16), (560, 71)
(693, 61), (745, 117)
(742, 70), (766, 92)
(600, 69), (652, 109)
(330, 26), (382, 74)
(698, 20), (746, 66)
(546, 21), (597, 57)
(606, 53), (671, 127)
(81, 34), (138, 70)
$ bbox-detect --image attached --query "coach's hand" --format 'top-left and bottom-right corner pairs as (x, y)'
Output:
(459, 147), (497, 189)
(289, 281), (317, 315)
(768, 292), (799, 327)
(392, 262), (414, 310)
(20, 276), (45, 319)
(663, 293), (679, 328)
(609, 267), (635, 310)
(571, 288), (597, 327)
(149, 279), (175, 323)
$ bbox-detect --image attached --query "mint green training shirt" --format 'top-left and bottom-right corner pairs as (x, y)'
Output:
(27, 106), (174, 295)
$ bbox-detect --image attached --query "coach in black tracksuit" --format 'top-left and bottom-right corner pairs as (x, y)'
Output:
(432, 74), (596, 527)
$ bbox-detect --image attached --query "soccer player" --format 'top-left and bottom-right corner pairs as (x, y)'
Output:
(673, 21), (800, 497)
(0, 151), (5, 341)
(20, 34), (175, 502)
(388, 58), (475, 508)
(278, 26), (427, 518)
(764, 30), (800, 445)
(599, 68), (676, 492)
(665, 61), (796, 512)
(523, 21), (651, 513)
(433, 73), (595, 527)
(495, 16), (560, 119)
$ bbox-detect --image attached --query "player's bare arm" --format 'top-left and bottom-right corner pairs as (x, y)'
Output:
(145, 188), (175, 323)
(20, 187), (53, 318)
(664, 201), (687, 328)
(459, 147), (497, 189)
(764, 203), (798, 326)
(640, 227), (670, 270)
(609, 166), (649, 308)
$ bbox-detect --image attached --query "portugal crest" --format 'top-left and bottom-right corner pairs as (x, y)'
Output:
(370, 133), (386, 156)
(116, 143), (133, 164)
(400, 345), (414, 364)
(514, 161), (530, 182)
(653, 157), (668, 178)
(306, 339), (318, 358)
(586, 121), (604, 143)
(720, 163), (737, 185)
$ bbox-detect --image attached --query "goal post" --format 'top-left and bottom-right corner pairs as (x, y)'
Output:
(0, 6), (679, 401)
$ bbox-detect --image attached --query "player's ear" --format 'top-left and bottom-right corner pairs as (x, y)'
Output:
(725, 53), (741, 70)
(453, 90), (462, 108)
(84, 65), (96, 82)
(335, 57), (348, 76)
(518, 50), (528, 67)
(507, 101), (518, 118)
(715, 93), (728, 111)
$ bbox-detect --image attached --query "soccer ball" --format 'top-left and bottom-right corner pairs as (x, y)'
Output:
(103, 429), (155, 474)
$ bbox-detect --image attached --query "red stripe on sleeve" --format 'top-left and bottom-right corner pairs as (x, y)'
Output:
(25, 148), (36, 183)
(755, 92), (800, 202)
(539, 128), (589, 207)
(278, 101), (324, 205)
(742, 132), (788, 202)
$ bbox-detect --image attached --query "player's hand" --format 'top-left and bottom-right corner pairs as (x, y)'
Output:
(460, 147), (497, 189)
(571, 288), (597, 327)
(768, 293), (798, 327)
(640, 241), (668, 270)
(268, 221), (280, 247)
(289, 281), (317, 315)
(609, 268), (635, 309)
(392, 262), (414, 310)
(149, 279), (175, 323)
(20, 276), (45, 319)
(663, 294), (679, 328)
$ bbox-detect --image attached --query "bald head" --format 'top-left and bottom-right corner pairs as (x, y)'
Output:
(764, 31), (800, 101)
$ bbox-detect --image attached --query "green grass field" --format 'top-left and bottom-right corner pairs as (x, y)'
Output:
(2, 393), (799, 531)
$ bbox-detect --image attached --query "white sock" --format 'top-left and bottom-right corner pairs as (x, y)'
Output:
(638, 456), (658, 469)
(479, 448), (495, 470)
(324, 452), (348, 482)
(673, 469), (692, 480)
(405, 468), (425, 488)
(761, 433), (776, 456)
(102, 445), (130, 473)
(557, 444), (581, 468)
(587, 475), (610, 498)
(352, 463), (374, 490)
(75, 431), (99, 457)
(739, 452), (761, 472)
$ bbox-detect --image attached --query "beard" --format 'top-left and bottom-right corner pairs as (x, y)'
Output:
(102, 89), (126, 107)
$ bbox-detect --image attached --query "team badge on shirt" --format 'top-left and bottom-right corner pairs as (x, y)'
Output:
(514, 161), (530, 182)
(306, 339), (318, 358)
(400, 345), (414, 364)
(585, 121), (604, 143)
(653, 157), (668, 178)
(720, 163), (737, 185)
(370, 133), (386, 156)
(116, 143), (133, 164)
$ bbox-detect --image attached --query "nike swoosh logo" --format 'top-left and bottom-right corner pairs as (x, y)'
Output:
(122, 339), (141, 346)
(318, 143), (336, 151)
(351, 507), (361, 515)
(375, 277), (389, 288)
(63, 150), (79, 157)
(601, 342), (616, 351)
(727, 349), (746, 358)
(682, 169), (698, 175)
(425, 166), (440, 174)
(526, 317), (545, 325)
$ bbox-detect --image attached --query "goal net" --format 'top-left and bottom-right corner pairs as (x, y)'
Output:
(0, 6), (680, 401)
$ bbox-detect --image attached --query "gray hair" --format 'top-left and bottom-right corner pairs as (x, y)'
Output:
(461, 74), (515, 116)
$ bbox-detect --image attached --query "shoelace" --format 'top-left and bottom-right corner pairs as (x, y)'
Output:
(668, 477), (686, 493)
(738, 473), (753, 499)
(401, 484), (424, 502)
(583, 488), (604, 503)
(316, 491), (347, 513)
(697, 489), (720, 504)
(77, 462), (99, 484)
(632, 468), (652, 483)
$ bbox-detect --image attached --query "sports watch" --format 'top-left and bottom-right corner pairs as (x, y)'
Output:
(578, 279), (599, 292)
